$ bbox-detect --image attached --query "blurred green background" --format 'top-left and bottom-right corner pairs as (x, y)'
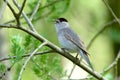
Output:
(0, 0), (120, 80)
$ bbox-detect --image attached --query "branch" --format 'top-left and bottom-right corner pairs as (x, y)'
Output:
(18, 42), (47, 80)
(67, 19), (119, 79)
(102, 0), (120, 25)
(0, 50), (54, 62)
(13, 0), (37, 32)
(0, 24), (107, 80)
(30, 0), (41, 21)
(0, 64), (14, 79)
(87, 19), (118, 49)
(101, 50), (120, 74)
(68, 54), (78, 79)
(18, 0), (27, 17)
(3, 0), (64, 24)
(3, 0), (16, 17)
(0, 0), (8, 19)
(3, 0), (22, 25)
(81, 50), (120, 80)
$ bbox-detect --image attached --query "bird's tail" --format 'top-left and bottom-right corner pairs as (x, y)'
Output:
(79, 50), (93, 69)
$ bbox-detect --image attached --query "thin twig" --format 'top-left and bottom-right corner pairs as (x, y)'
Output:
(68, 54), (78, 79)
(30, 0), (41, 21)
(3, 0), (22, 26)
(3, 0), (63, 24)
(0, 50), (54, 62)
(0, 0), (8, 19)
(101, 50), (120, 74)
(3, 0), (16, 17)
(102, 0), (120, 25)
(18, 0), (27, 17)
(13, 0), (37, 32)
(0, 64), (14, 79)
(87, 19), (118, 49)
(18, 42), (47, 80)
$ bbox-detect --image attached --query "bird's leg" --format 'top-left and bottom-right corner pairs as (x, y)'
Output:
(79, 56), (82, 62)
(61, 48), (69, 53)
(74, 53), (80, 63)
(75, 54), (82, 63)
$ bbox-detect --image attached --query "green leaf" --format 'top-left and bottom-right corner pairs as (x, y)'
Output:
(32, 54), (66, 79)
(24, 35), (41, 53)
(0, 63), (6, 73)
(10, 35), (25, 64)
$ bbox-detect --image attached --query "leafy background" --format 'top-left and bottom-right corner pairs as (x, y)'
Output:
(0, 0), (120, 80)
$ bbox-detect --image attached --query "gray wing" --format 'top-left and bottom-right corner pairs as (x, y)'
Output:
(63, 28), (88, 55)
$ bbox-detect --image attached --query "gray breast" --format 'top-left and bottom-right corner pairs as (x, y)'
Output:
(58, 29), (78, 53)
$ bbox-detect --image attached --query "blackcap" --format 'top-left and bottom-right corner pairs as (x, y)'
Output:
(55, 18), (93, 69)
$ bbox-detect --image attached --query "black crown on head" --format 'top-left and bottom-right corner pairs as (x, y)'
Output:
(57, 18), (68, 22)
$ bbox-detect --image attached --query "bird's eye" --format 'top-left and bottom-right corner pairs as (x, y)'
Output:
(56, 20), (60, 23)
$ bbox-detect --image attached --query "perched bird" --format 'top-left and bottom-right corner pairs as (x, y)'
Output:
(55, 18), (93, 69)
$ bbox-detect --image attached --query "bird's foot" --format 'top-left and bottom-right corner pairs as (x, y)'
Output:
(61, 48), (68, 53)
(74, 54), (80, 63)
(79, 57), (82, 62)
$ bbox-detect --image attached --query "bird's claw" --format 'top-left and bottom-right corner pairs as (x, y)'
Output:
(61, 48), (67, 53)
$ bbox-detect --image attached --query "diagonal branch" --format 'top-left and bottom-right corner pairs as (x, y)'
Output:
(81, 50), (120, 80)
(30, 0), (41, 21)
(0, 0), (8, 19)
(3, 0), (16, 17)
(18, 0), (27, 17)
(18, 42), (47, 80)
(102, 0), (120, 25)
(101, 50), (120, 74)
(3, 0), (64, 24)
(0, 24), (107, 80)
(3, 0), (22, 25)
(87, 19), (118, 49)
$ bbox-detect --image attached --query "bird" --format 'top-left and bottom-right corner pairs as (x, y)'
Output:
(54, 18), (93, 69)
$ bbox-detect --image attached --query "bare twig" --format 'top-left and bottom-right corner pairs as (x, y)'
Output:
(101, 50), (120, 74)
(30, 0), (41, 21)
(3, 0), (16, 17)
(0, 64), (14, 79)
(0, 50), (54, 62)
(18, 42), (47, 80)
(102, 0), (120, 25)
(3, 0), (22, 26)
(13, 0), (37, 32)
(68, 54), (78, 79)
(0, 0), (8, 19)
(18, 0), (27, 17)
(87, 19), (118, 49)
(3, 0), (63, 24)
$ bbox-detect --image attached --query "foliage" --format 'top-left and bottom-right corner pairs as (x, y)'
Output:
(27, 0), (70, 21)
(2, 0), (119, 80)
(9, 33), (66, 79)
(32, 55), (66, 80)
(10, 35), (26, 64)
(0, 63), (6, 75)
